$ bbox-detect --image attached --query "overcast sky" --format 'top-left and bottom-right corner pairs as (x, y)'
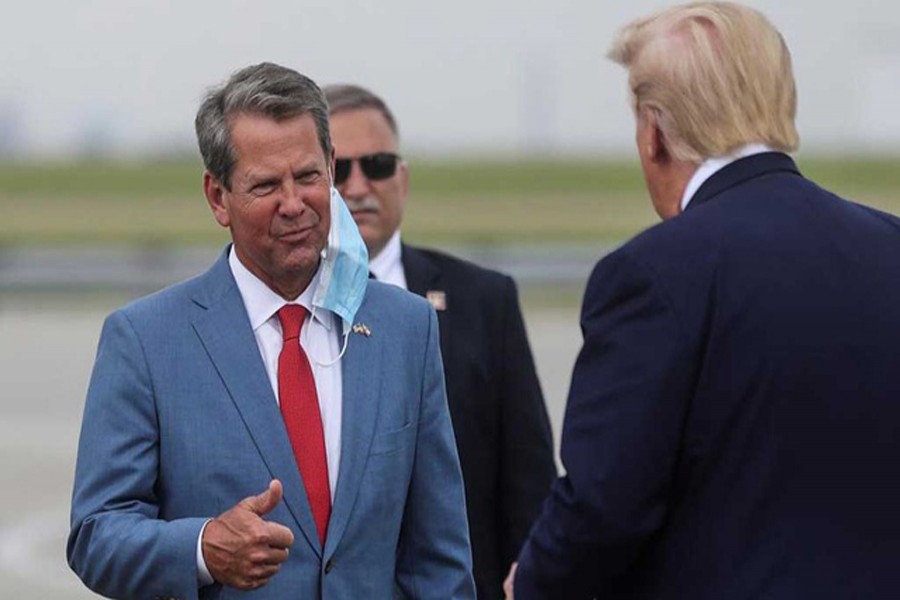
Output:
(1, 0), (898, 157)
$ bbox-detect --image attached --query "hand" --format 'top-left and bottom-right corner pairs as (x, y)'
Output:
(202, 479), (295, 590)
(503, 562), (517, 599)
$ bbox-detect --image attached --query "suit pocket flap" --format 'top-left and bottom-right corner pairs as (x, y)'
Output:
(369, 422), (413, 456)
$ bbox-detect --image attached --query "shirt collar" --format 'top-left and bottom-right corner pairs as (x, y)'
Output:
(681, 143), (776, 211)
(228, 245), (334, 332)
(368, 229), (402, 280)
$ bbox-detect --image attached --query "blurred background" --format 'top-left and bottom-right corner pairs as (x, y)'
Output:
(1, 0), (898, 596)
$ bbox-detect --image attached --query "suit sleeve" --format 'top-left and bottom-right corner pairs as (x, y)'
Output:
(67, 310), (207, 600)
(498, 276), (557, 566)
(396, 307), (477, 599)
(515, 251), (694, 599)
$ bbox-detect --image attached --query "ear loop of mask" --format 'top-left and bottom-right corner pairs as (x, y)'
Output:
(308, 305), (351, 368)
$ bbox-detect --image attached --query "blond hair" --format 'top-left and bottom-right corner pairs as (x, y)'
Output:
(608, 2), (799, 163)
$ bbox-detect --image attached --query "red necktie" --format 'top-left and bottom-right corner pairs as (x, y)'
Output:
(277, 305), (330, 546)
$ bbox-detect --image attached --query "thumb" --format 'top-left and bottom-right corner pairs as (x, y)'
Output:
(243, 479), (283, 516)
(503, 562), (518, 599)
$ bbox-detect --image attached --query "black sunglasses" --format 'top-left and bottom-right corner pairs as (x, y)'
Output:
(333, 153), (401, 185)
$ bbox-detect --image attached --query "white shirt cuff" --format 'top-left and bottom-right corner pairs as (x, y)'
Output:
(196, 519), (214, 586)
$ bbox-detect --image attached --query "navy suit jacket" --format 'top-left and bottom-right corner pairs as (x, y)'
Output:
(68, 248), (475, 599)
(516, 153), (900, 598)
(402, 245), (556, 600)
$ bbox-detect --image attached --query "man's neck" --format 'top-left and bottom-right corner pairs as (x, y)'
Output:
(680, 143), (776, 211)
(232, 247), (316, 301)
(367, 230), (407, 290)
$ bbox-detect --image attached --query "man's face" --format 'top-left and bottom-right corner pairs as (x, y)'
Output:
(329, 108), (408, 259)
(204, 112), (332, 299)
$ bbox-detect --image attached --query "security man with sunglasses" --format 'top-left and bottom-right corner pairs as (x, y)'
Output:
(324, 84), (557, 600)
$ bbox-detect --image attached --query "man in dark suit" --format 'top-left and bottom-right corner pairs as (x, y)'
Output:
(508, 3), (900, 598)
(324, 83), (557, 600)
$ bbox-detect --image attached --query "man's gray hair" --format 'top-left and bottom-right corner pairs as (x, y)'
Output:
(195, 62), (332, 190)
(322, 84), (399, 138)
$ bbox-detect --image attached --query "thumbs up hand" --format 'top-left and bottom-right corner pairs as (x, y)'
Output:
(241, 478), (287, 517)
(202, 480), (296, 590)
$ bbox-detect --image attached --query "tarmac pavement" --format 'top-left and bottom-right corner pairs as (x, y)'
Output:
(0, 293), (582, 598)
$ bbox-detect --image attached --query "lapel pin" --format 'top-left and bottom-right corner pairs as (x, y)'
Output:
(352, 323), (372, 337)
(426, 290), (447, 311)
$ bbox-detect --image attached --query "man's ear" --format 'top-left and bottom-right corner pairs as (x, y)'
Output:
(640, 108), (670, 166)
(397, 159), (410, 203)
(203, 171), (231, 228)
(328, 147), (336, 187)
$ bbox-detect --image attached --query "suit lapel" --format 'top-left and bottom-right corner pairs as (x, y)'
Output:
(325, 298), (381, 557)
(402, 244), (453, 358)
(402, 244), (440, 297)
(402, 242), (451, 335)
(190, 251), (323, 557)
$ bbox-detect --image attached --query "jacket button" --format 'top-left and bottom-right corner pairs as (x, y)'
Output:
(324, 558), (334, 574)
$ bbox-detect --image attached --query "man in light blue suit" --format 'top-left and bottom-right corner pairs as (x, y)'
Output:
(68, 62), (475, 599)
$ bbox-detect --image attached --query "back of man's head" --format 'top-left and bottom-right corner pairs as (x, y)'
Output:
(608, 2), (799, 163)
(195, 62), (332, 190)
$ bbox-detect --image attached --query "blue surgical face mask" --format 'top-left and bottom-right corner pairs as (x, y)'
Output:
(311, 186), (369, 343)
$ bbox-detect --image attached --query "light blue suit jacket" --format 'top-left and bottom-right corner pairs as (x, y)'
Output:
(68, 248), (475, 599)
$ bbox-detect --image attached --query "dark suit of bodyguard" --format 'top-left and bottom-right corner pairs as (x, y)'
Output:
(511, 3), (900, 599)
(324, 84), (556, 599)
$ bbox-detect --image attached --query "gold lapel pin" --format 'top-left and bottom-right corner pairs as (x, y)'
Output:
(352, 323), (372, 337)
(426, 290), (447, 311)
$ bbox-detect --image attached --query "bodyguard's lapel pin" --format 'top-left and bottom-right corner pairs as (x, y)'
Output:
(426, 290), (447, 311)
(352, 323), (372, 337)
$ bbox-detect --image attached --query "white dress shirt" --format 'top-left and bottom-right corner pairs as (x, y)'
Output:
(197, 247), (344, 585)
(681, 143), (777, 211)
(368, 230), (408, 290)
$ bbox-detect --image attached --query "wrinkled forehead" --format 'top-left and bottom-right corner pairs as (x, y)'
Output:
(329, 108), (400, 155)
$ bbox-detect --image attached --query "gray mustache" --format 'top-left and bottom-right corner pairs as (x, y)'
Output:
(343, 197), (380, 213)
